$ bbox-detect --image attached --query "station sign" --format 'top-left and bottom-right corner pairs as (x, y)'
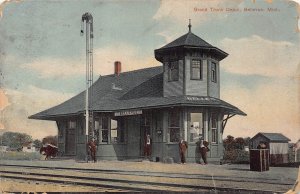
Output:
(114, 110), (142, 117)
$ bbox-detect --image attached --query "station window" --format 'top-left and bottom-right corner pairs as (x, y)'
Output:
(211, 114), (218, 143)
(189, 113), (203, 142)
(68, 120), (76, 129)
(111, 118), (125, 143)
(191, 60), (202, 80)
(168, 61), (179, 82)
(94, 117), (108, 143)
(211, 62), (217, 83)
(168, 110), (180, 142)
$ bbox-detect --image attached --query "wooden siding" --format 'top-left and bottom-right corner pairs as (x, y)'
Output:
(126, 116), (141, 158)
(163, 60), (184, 97)
(185, 57), (208, 96)
(63, 108), (224, 163)
(57, 120), (66, 155)
(207, 59), (220, 98)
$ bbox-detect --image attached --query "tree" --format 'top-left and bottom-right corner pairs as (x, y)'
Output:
(243, 137), (251, 147)
(33, 139), (42, 148)
(1, 132), (32, 148)
(234, 137), (245, 150)
(223, 135), (235, 150)
(42, 135), (58, 146)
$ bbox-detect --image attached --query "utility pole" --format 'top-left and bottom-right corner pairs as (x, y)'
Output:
(81, 12), (94, 162)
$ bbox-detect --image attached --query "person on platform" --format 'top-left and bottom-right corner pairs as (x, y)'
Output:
(179, 138), (188, 164)
(88, 139), (97, 163)
(199, 137), (209, 165)
(144, 134), (152, 159)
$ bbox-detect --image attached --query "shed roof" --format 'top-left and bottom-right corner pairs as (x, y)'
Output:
(29, 66), (246, 120)
(252, 133), (291, 142)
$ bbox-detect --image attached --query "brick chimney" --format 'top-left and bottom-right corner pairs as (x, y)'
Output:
(114, 61), (121, 76)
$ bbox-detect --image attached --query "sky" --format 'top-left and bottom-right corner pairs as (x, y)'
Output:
(0, 0), (299, 142)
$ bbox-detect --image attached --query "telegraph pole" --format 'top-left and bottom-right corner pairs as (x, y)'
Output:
(80, 12), (94, 162)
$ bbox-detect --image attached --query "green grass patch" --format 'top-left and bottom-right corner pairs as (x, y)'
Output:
(0, 151), (43, 160)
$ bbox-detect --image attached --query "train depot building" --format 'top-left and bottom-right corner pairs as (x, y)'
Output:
(30, 25), (246, 163)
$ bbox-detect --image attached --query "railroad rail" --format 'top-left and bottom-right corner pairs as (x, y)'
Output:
(0, 164), (290, 193)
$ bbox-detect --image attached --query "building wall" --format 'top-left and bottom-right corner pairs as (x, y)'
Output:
(76, 117), (86, 160)
(57, 120), (66, 155)
(60, 107), (225, 164)
(152, 108), (224, 164)
(184, 57), (208, 96)
(207, 59), (220, 98)
(163, 60), (184, 97)
(126, 116), (141, 159)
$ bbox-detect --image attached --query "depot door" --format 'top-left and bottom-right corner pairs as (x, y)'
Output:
(65, 128), (76, 155)
(140, 114), (151, 157)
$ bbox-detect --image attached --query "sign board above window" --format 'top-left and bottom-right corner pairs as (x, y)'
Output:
(114, 110), (143, 117)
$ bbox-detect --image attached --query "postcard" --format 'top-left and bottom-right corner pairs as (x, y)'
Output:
(0, 0), (299, 193)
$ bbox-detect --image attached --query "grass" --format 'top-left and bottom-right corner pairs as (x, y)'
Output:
(0, 151), (43, 160)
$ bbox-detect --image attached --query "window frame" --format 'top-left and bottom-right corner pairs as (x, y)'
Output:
(168, 109), (181, 143)
(94, 117), (109, 144)
(211, 113), (218, 144)
(189, 112), (204, 142)
(168, 61), (179, 82)
(110, 118), (125, 144)
(211, 62), (217, 83)
(190, 59), (203, 80)
(67, 120), (76, 129)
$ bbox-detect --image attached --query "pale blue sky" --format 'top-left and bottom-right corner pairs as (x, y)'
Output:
(0, 0), (299, 141)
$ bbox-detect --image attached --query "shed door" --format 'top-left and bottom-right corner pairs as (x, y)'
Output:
(65, 128), (76, 155)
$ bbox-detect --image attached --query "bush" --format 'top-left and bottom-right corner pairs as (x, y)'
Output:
(223, 149), (249, 164)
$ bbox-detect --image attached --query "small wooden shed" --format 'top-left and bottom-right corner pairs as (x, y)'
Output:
(250, 132), (291, 165)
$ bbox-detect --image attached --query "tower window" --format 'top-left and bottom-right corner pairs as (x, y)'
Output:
(211, 62), (217, 83)
(168, 61), (179, 81)
(191, 60), (202, 80)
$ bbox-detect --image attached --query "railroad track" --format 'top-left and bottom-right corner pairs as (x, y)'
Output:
(0, 164), (290, 193)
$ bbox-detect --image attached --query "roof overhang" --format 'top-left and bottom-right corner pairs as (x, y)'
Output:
(154, 46), (228, 62)
(29, 102), (246, 121)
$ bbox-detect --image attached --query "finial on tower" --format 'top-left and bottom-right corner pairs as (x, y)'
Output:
(188, 19), (192, 32)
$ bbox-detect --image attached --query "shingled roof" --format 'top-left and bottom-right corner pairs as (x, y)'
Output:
(29, 66), (246, 120)
(160, 32), (213, 49)
(252, 133), (291, 142)
(154, 31), (228, 62)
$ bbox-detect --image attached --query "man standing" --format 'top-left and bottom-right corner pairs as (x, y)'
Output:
(199, 137), (209, 165)
(144, 134), (152, 159)
(179, 138), (188, 164)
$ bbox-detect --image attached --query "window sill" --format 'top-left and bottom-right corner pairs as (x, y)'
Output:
(190, 79), (203, 81)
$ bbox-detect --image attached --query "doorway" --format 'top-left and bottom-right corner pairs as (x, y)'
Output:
(140, 114), (151, 157)
(65, 128), (76, 155)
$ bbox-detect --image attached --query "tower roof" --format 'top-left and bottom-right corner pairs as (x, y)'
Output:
(154, 23), (228, 62)
(159, 32), (214, 50)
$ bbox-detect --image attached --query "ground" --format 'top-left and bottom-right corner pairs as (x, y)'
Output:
(0, 159), (298, 193)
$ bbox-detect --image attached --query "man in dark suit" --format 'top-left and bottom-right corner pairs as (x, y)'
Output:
(199, 137), (209, 165)
(179, 138), (188, 164)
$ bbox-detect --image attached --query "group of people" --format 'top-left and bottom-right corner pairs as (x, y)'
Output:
(179, 137), (209, 165)
(144, 134), (210, 165)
